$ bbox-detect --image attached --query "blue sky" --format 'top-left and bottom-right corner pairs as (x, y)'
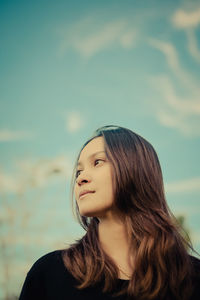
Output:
(1, 0), (200, 297)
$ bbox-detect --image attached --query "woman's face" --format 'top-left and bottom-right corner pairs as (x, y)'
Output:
(74, 136), (115, 218)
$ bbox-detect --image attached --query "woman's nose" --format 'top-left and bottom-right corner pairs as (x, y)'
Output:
(76, 170), (92, 185)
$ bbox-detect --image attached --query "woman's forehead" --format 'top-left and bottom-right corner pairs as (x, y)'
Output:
(78, 137), (105, 166)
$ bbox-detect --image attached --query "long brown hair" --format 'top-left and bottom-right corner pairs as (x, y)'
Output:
(62, 125), (195, 300)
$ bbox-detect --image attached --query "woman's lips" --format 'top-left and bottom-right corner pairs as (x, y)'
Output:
(79, 191), (95, 199)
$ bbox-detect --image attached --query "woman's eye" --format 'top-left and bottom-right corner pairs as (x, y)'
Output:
(76, 170), (81, 178)
(94, 159), (103, 166)
(76, 159), (104, 178)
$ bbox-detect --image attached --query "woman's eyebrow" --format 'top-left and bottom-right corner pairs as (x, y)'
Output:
(77, 151), (105, 167)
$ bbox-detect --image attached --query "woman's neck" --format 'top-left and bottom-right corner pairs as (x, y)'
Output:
(98, 217), (133, 279)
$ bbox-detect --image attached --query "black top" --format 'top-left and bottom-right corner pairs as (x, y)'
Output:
(19, 250), (200, 300)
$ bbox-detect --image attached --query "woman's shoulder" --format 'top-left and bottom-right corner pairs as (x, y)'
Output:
(189, 254), (200, 299)
(26, 249), (70, 278)
(19, 250), (78, 299)
(189, 254), (200, 274)
(29, 249), (62, 266)
(190, 254), (200, 264)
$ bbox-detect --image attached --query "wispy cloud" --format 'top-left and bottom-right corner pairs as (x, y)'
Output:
(59, 18), (137, 58)
(148, 38), (198, 89)
(64, 111), (85, 133)
(172, 7), (200, 63)
(0, 155), (73, 194)
(185, 29), (200, 63)
(16, 155), (73, 188)
(148, 35), (200, 136)
(0, 129), (34, 142)
(0, 171), (20, 193)
(172, 8), (200, 29)
(165, 177), (200, 194)
(150, 75), (200, 136)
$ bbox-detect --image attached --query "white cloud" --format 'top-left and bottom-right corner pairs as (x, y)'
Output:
(165, 177), (200, 194)
(185, 29), (200, 63)
(148, 36), (200, 135)
(172, 8), (200, 29)
(0, 171), (21, 193)
(156, 111), (189, 134)
(59, 19), (137, 58)
(65, 111), (84, 133)
(0, 129), (34, 142)
(17, 155), (73, 188)
(155, 76), (200, 115)
(0, 154), (73, 194)
(148, 38), (198, 89)
(148, 39), (180, 70)
(150, 75), (200, 136)
(172, 8), (200, 63)
(119, 31), (136, 48)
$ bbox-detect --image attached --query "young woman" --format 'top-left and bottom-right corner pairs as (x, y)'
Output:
(19, 125), (200, 300)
